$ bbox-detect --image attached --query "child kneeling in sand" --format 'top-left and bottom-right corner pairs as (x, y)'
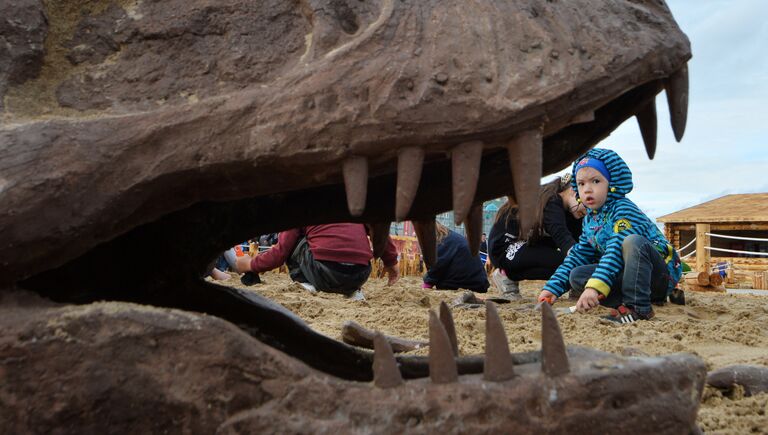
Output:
(236, 223), (399, 300)
(488, 174), (586, 300)
(538, 148), (682, 324)
(422, 223), (489, 293)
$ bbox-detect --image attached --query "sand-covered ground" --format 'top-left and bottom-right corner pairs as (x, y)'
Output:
(223, 271), (768, 434)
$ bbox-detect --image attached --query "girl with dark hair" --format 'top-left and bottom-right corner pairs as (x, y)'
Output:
(488, 175), (586, 299)
(422, 222), (490, 292)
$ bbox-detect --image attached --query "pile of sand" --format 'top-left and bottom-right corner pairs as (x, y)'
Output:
(225, 271), (768, 433)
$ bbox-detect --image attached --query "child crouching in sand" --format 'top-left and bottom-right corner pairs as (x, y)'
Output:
(538, 148), (682, 324)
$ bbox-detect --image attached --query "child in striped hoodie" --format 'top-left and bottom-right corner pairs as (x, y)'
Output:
(538, 148), (682, 324)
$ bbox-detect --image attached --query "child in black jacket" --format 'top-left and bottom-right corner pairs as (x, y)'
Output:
(488, 175), (586, 299)
(422, 223), (490, 292)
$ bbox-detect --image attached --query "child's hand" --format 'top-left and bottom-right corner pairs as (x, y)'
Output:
(538, 290), (557, 305)
(576, 288), (601, 312)
(383, 265), (400, 286)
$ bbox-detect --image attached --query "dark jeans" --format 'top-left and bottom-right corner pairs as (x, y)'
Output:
(497, 239), (566, 281)
(568, 234), (670, 315)
(287, 238), (371, 295)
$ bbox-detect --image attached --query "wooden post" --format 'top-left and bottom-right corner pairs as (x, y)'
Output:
(684, 271), (710, 286)
(695, 223), (711, 273)
(709, 272), (723, 287)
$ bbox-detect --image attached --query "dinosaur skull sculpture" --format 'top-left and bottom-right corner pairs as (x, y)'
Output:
(0, 0), (697, 432)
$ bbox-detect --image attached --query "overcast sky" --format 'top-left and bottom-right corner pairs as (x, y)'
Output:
(547, 0), (768, 220)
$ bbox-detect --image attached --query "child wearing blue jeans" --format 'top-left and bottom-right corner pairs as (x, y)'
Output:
(538, 148), (682, 324)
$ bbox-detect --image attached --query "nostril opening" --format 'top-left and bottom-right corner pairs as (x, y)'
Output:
(331, 0), (360, 34)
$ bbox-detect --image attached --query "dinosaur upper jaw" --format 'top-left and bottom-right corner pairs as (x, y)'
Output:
(0, 0), (690, 285)
(3, 75), (679, 287)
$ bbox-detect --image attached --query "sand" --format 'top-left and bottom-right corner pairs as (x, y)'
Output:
(224, 272), (768, 434)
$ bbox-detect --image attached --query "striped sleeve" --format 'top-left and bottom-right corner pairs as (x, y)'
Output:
(543, 232), (598, 297)
(587, 202), (646, 297)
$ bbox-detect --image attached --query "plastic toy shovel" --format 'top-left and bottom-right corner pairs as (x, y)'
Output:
(534, 297), (576, 314)
(536, 293), (604, 314)
(555, 305), (578, 315)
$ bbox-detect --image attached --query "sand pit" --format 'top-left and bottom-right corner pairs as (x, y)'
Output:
(223, 271), (768, 433)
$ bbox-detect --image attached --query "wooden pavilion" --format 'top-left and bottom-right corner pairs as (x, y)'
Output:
(657, 193), (768, 289)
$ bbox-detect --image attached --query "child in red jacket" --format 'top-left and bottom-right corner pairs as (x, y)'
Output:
(236, 223), (399, 298)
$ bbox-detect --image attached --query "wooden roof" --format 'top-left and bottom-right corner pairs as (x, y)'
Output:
(657, 193), (768, 224)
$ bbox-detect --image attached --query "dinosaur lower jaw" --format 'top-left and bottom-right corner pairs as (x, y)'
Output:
(0, 288), (705, 433)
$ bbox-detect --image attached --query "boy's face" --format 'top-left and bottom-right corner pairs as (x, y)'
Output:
(576, 167), (609, 210)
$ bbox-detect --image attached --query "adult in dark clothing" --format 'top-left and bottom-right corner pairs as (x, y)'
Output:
(488, 175), (586, 299)
(236, 223), (399, 299)
(422, 223), (490, 292)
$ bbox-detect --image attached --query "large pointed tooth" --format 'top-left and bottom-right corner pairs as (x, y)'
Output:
(507, 129), (542, 239)
(484, 301), (515, 382)
(373, 332), (404, 388)
(451, 141), (483, 225)
(428, 310), (458, 383)
(396, 147), (425, 222)
(413, 219), (437, 269)
(343, 156), (368, 217)
(465, 204), (484, 256)
(540, 302), (570, 376)
(664, 64), (689, 142)
(368, 222), (391, 258)
(636, 101), (658, 159)
(439, 301), (459, 357)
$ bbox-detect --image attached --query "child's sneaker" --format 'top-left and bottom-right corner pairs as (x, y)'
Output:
(490, 269), (521, 300)
(600, 305), (654, 324)
(298, 282), (318, 294)
(347, 289), (365, 301)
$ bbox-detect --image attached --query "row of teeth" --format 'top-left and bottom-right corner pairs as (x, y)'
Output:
(371, 301), (569, 387)
(344, 65), (688, 268)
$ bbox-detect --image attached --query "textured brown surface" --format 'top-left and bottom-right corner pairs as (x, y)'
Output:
(0, 0), (47, 111)
(707, 365), (768, 397)
(229, 274), (768, 433)
(372, 333), (404, 388)
(341, 320), (427, 352)
(0, 0), (690, 287)
(439, 301), (459, 356)
(0, 1), (705, 432)
(483, 301), (516, 382)
(0, 288), (707, 434)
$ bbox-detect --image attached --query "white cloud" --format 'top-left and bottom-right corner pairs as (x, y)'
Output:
(593, 1), (768, 219)
(533, 1), (768, 223)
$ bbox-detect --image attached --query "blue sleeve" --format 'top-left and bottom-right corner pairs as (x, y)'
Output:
(543, 231), (599, 297)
